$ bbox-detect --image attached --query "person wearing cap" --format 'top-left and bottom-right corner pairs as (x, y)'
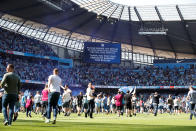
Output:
(187, 86), (196, 120)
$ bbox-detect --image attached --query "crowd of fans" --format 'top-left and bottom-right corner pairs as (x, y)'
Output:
(0, 28), (196, 86)
(73, 64), (196, 86)
(0, 28), (57, 57)
(0, 88), (191, 117)
(1, 52), (196, 86)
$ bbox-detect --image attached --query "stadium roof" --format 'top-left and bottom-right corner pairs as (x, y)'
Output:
(0, 0), (196, 58)
(71, 0), (196, 21)
(110, 0), (196, 6)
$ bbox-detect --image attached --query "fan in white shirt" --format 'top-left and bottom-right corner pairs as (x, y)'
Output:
(62, 85), (72, 116)
(34, 91), (42, 114)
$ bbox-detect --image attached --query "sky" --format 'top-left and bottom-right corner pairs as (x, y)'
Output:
(110, 0), (196, 6)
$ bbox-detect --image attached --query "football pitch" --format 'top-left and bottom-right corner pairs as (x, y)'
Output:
(0, 113), (196, 131)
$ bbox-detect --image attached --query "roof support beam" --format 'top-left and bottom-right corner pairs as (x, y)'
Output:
(155, 6), (177, 59)
(97, 3), (114, 15)
(118, 6), (124, 20)
(80, 0), (106, 8)
(88, 2), (110, 12)
(176, 5), (196, 55)
(128, 6), (131, 21)
(65, 32), (73, 47)
(41, 27), (50, 41)
(16, 20), (26, 32)
(108, 5), (119, 19)
(134, 7), (142, 21)
(134, 7), (156, 57)
(128, 7), (134, 66)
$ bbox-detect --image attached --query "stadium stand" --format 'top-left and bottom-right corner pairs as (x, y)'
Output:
(0, 48), (196, 87)
(0, 28), (57, 57)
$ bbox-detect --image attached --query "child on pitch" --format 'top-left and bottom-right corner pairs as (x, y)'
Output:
(26, 96), (33, 118)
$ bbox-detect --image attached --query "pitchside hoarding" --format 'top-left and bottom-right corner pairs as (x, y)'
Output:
(83, 42), (121, 64)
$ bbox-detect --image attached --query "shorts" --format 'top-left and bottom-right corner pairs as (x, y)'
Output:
(132, 104), (136, 110)
(63, 101), (71, 108)
(117, 106), (122, 111)
(105, 105), (110, 111)
(150, 104), (154, 109)
(77, 102), (83, 108)
(14, 105), (20, 113)
(190, 103), (195, 110)
(41, 101), (48, 107)
(84, 103), (88, 109)
(101, 103), (104, 109)
(112, 104), (116, 109)
(174, 106), (179, 110)
(95, 103), (101, 108)
(21, 102), (26, 107)
(125, 103), (132, 110)
(103, 104), (109, 111)
(168, 105), (173, 110)
(35, 102), (41, 107)
(159, 106), (164, 110)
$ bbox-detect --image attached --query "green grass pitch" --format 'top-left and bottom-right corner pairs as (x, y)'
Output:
(0, 113), (196, 131)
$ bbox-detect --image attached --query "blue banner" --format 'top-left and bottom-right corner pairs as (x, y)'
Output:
(0, 49), (73, 68)
(83, 42), (121, 64)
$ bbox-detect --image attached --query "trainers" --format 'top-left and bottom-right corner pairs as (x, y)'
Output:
(4, 120), (8, 126)
(13, 116), (18, 122)
(45, 119), (50, 123)
(52, 120), (56, 124)
(13, 117), (16, 122)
